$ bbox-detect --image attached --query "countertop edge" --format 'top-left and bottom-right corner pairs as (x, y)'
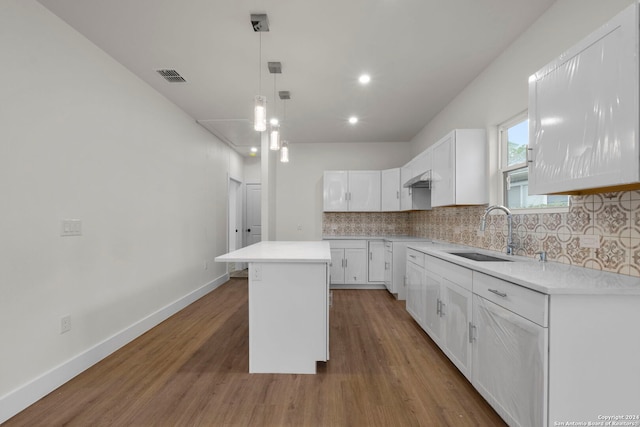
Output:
(407, 243), (640, 296)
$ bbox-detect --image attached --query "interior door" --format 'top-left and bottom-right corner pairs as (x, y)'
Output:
(228, 178), (244, 270)
(246, 183), (262, 245)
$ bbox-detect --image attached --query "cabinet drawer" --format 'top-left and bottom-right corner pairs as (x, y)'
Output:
(407, 248), (425, 267)
(384, 242), (392, 250)
(427, 255), (472, 292)
(327, 239), (367, 249)
(473, 272), (548, 327)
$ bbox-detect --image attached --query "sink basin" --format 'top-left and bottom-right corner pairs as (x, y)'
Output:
(448, 252), (513, 262)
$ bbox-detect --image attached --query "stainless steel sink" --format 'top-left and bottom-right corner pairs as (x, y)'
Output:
(448, 252), (513, 262)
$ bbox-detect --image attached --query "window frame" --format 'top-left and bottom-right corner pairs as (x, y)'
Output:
(498, 111), (569, 213)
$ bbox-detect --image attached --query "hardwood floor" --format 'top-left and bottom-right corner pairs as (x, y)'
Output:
(6, 278), (506, 426)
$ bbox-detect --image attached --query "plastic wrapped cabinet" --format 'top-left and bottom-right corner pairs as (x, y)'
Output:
(528, 2), (640, 194)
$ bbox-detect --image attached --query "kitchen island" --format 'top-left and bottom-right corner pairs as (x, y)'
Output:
(215, 241), (331, 374)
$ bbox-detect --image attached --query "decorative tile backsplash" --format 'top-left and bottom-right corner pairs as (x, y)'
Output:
(323, 191), (640, 277)
(322, 212), (410, 236)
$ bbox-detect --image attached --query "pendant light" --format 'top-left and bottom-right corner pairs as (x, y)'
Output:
(251, 14), (269, 132)
(280, 141), (289, 163)
(279, 90), (291, 163)
(268, 62), (282, 150)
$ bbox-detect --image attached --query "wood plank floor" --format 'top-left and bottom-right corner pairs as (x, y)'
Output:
(6, 278), (506, 426)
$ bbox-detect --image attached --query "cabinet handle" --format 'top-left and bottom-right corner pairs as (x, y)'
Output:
(369, 252), (372, 261)
(345, 259), (348, 268)
(440, 301), (446, 317)
(409, 255), (416, 259)
(488, 288), (507, 298)
(469, 322), (476, 343)
(396, 190), (400, 199)
(436, 299), (441, 316)
(341, 259), (345, 268)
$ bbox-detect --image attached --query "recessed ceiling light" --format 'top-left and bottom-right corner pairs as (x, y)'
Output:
(270, 118), (279, 125)
(358, 74), (371, 85)
(250, 147), (258, 153)
(348, 116), (358, 124)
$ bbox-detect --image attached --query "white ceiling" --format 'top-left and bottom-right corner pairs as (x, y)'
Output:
(37, 0), (555, 156)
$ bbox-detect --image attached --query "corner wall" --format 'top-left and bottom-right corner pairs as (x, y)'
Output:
(0, 1), (240, 420)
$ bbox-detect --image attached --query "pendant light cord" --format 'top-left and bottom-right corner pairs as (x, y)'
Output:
(258, 32), (262, 95)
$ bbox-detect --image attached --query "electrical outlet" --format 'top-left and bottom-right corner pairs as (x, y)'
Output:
(580, 235), (601, 248)
(252, 265), (262, 281)
(60, 315), (71, 334)
(61, 219), (82, 237)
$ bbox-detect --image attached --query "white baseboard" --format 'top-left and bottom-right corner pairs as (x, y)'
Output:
(0, 273), (229, 424)
(329, 284), (386, 290)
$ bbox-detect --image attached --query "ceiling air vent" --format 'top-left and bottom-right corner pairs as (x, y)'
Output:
(156, 69), (186, 83)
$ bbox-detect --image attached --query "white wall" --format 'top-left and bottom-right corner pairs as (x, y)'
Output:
(275, 142), (411, 240)
(243, 156), (261, 184)
(409, 0), (635, 203)
(0, 1), (241, 419)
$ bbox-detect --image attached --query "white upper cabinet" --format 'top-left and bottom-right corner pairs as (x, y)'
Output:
(431, 129), (487, 207)
(528, 3), (639, 195)
(381, 168), (401, 211)
(348, 171), (381, 211)
(323, 171), (349, 211)
(323, 171), (381, 212)
(400, 161), (414, 211)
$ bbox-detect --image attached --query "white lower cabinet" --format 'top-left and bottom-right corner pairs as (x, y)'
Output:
(423, 256), (473, 379)
(472, 294), (547, 427)
(405, 249), (425, 325)
(368, 240), (385, 283)
(329, 242), (367, 285)
(383, 242), (393, 292)
(411, 252), (548, 426)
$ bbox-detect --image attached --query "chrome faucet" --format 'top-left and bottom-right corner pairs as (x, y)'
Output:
(480, 205), (514, 255)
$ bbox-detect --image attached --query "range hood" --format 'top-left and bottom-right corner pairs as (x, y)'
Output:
(403, 170), (432, 188)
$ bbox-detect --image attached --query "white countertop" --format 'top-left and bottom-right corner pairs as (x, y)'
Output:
(215, 241), (331, 263)
(408, 242), (640, 296)
(323, 235), (431, 242)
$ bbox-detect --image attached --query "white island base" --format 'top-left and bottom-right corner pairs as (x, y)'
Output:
(215, 241), (331, 374)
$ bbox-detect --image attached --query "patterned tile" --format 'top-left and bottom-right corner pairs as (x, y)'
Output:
(326, 193), (640, 276)
(566, 206), (591, 233)
(594, 203), (629, 237)
(596, 237), (627, 272)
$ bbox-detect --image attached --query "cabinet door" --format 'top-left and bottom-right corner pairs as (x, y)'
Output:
(368, 241), (385, 283)
(344, 248), (367, 284)
(381, 168), (401, 211)
(329, 249), (345, 284)
(384, 247), (393, 292)
(431, 134), (455, 207)
(323, 171), (348, 211)
(528, 5), (638, 195)
(348, 171), (381, 211)
(423, 267), (442, 344)
(405, 261), (424, 326)
(472, 295), (548, 427)
(442, 279), (472, 380)
(400, 164), (413, 211)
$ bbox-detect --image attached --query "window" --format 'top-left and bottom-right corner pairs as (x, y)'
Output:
(500, 113), (568, 210)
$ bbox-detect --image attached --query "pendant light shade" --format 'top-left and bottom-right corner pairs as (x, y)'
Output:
(269, 122), (280, 150)
(280, 141), (289, 163)
(254, 95), (267, 132)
